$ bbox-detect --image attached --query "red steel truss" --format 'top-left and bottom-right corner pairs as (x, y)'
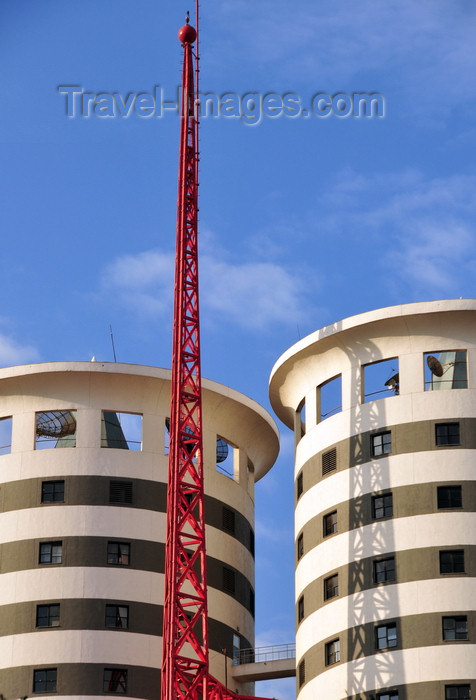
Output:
(161, 10), (273, 700)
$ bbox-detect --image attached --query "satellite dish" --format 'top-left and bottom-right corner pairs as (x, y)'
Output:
(427, 355), (444, 377)
(36, 411), (77, 437)
(216, 437), (229, 464)
(385, 372), (399, 394)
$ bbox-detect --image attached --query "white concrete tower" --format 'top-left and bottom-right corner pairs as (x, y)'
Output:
(0, 361), (279, 699)
(269, 299), (476, 700)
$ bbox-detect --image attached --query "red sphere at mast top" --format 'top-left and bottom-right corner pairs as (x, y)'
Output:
(178, 21), (196, 44)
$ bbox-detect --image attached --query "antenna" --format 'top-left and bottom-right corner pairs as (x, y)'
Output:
(110, 325), (117, 362)
(427, 354), (444, 377)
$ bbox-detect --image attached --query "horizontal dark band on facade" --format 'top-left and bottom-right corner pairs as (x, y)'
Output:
(0, 662), (159, 699)
(296, 480), (476, 557)
(0, 475), (254, 554)
(0, 598), (252, 656)
(344, 680), (475, 700)
(298, 610), (476, 686)
(0, 536), (255, 616)
(296, 416), (476, 499)
(297, 545), (476, 619)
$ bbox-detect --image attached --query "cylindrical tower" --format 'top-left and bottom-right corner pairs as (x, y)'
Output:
(0, 361), (278, 699)
(269, 299), (476, 700)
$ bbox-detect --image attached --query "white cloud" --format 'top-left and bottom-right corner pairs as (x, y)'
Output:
(318, 170), (476, 295)
(0, 334), (39, 367)
(101, 246), (315, 330)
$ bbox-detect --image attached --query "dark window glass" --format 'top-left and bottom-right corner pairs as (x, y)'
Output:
(39, 542), (62, 565)
(324, 574), (339, 600)
(105, 605), (129, 629)
(377, 693), (399, 700)
(41, 480), (65, 503)
(36, 604), (60, 628)
(249, 587), (255, 616)
(103, 669), (128, 693)
(325, 639), (340, 665)
(440, 550), (465, 574)
(376, 623), (397, 649)
(374, 557), (395, 583)
(323, 511), (338, 537)
(438, 485), (462, 509)
(372, 493), (393, 519)
(109, 481), (133, 504)
(372, 431), (391, 457)
(436, 423), (460, 446)
(297, 534), (304, 560)
(445, 685), (471, 699)
(298, 596), (304, 622)
(33, 668), (57, 693)
(222, 566), (236, 595)
(443, 616), (468, 641)
(298, 660), (305, 687)
(297, 473), (303, 499)
(249, 528), (255, 556)
(107, 542), (130, 566)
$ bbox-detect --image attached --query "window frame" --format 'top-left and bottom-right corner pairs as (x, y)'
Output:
(298, 596), (304, 623)
(105, 604), (129, 629)
(39, 541), (62, 565)
(107, 541), (130, 566)
(438, 485), (463, 509)
(33, 668), (57, 693)
(440, 549), (465, 575)
(373, 556), (396, 584)
(445, 685), (471, 700)
(323, 510), (338, 537)
(372, 492), (393, 519)
(36, 604), (60, 628)
(41, 480), (65, 503)
(103, 668), (128, 694)
(442, 615), (468, 641)
(371, 431), (392, 457)
(325, 638), (340, 666)
(375, 622), (398, 650)
(297, 533), (304, 560)
(435, 422), (460, 446)
(324, 573), (339, 601)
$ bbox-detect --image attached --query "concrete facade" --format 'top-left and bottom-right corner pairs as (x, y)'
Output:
(0, 361), (279, 699)
(269, 299), (476, 700)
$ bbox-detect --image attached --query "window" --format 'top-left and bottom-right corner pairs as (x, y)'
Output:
(0, 416), (12, 455)
(101, 411), (142, 450)
(41, 480), (65, 503)
(322, 447), (337, 475)
(377, 693), (399, 700)
(222, 506), (235, 534)
(109, 481), (133, 504)
(371, 431), (391, 457)
(297, 533), (304, 560)
(298, 659), (305, 687)
(36, 604), (60, 628)
(319, 375), (342, 420)
(445, 686), (471, 699)
(297, 473), (303, 499)
(35, 410), (76, 449)
(374, 557), (395, 584)
(436, 423), (460, 446)
(39, 541), (62, 565)
(425, 350), (467, 391)
(107, 542), (130, 566)
(216, 435), (236, 479)
(298, 596), (304, 623)
(249, 587), (255, 616)
(323, 510), (338, 537)
(222, 566), (236, 595)
(440, 550), (465, 574)
(438, 485), (462, 509)
(363, 358), (399, 403)
(443, 616), (468, 641)
(376, 622), (397, 650)
(106, 605), (129, 629)
(372, 493), (393, 519)
(325, 638), (340, 665)
(324, 574), (339, 600)
(249, 528), (255, 556)
(103, 669), (127, 693)
(33, 668), (57, 693)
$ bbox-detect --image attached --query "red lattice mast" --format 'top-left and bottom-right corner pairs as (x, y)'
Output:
(161, 10), (272, 700)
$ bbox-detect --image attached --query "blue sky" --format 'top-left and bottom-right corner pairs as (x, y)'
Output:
(2, 2), (476, 698)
